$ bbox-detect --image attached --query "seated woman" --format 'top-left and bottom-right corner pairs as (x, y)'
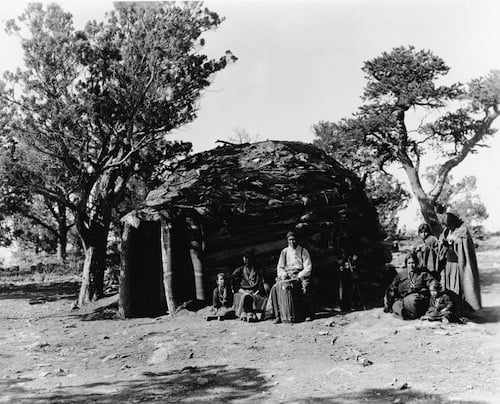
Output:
(232, 251), (268, 322)
(422, 280), (457, 323)
(209, 273), (235, 321)
(385, 252), (431, 320)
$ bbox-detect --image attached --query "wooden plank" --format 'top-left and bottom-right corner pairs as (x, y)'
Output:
(160, 220), (176, 317)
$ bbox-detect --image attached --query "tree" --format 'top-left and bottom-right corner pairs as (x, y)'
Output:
(228, 127), (260, 144)
(0, 3), (236, 304)
(313, 121), (411, 238)
(423, 168), (488, 226)
(315, 46), (500, 235)
(0, 141), (75, 261)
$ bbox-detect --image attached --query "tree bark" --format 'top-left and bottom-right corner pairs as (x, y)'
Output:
(402, 162), (442, 235)
(56, 203), (68, 263)
(57, 230), (67, 263)
(77, 206), (111, 306)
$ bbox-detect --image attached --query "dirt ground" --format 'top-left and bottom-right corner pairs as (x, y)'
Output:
(1, 239), (499, 404)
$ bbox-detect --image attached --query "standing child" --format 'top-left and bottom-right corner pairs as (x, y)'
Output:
(209, 273), (234, 321)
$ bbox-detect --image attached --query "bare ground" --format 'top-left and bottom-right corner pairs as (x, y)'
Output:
(1, 240), (499, 403)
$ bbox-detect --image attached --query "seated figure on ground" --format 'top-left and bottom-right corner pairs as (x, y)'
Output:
(422, 280), (457, 323)
(384, 252), (431, 320)
(268, 231), (314, 323)
(232, 251), (268, 322)
(208, 273), (235, 321)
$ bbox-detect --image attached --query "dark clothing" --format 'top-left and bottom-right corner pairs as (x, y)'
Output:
(385, 270), (430, 320)
(212, 285), (233, 309)
(414, 235), (439, 279)
(269, 277), (313, 321)
(425, 292), (455, 321)
(438, 224), (482, 312)
(231, 265), (265, 294)
(211, 285), (234, 319)
(232, 265), (267, 319)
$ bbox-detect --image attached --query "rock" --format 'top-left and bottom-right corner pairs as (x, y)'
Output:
(318, 331), (329, 336)
(399, 382), (409, 390)
(102, 353), (119, 362)
(330, 337), (338, 345)
(358, 357), (373, 367)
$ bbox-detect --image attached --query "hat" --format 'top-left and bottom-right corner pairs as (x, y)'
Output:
(286, 231), (296, 239)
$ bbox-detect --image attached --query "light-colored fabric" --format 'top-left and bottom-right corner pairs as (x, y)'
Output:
(277, 245), (312, 279)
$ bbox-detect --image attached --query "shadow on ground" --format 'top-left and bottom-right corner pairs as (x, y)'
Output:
(1, 365), (270, 403)
(290, 387), (486, 403)
(0, 281), (78, 301)
(467, 305), (500, 324)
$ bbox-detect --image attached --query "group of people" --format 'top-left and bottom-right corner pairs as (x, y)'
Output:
(211, 207), (482, 325)
(210, 231), (315, 323)
(385, 209), (482, 322)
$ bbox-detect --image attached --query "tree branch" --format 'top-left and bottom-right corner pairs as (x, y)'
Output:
(429, 109), (500, 200)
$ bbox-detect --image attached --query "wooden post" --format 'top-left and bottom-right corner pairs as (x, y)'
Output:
(187, 216), (205, 301)
(119, 223), (132, 318)
(160, 220), (176, 316)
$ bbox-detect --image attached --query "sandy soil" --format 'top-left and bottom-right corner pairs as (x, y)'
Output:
(1, 241), (499, 403)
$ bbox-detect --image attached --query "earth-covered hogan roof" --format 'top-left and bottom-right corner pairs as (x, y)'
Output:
(121, 141), (392, 317)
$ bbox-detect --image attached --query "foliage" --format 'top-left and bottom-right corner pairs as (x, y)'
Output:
(424, 168), (488, 226)
(313, 121), (411, 238)
(0, 2), (235, 302)
(314, 46), (500, 234)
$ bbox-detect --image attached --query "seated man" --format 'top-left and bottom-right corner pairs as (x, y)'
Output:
(269, 231), (314, 323)
(232, 251), (268, 322)
(385, 252), (430, 320)
(422, 280), (457, 323)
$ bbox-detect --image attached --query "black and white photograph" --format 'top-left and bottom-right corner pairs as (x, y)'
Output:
(0, 0), (499, 402)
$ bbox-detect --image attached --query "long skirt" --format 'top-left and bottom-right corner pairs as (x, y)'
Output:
(443, 262), (460, 296)
(392, 293), (429, 320)
(233, 292), (267, 318)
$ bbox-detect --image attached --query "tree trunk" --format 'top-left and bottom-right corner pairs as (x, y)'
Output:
(77, 217), (110, 306)
(57, 223), (68, 264)
(402, 162), (442, 236)
(415, 195), (442, 236)
(56, 203), (68, 263)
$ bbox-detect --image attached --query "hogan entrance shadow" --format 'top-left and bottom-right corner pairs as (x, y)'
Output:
(0, 281), (78, 302)
(8, 365), (270, 403)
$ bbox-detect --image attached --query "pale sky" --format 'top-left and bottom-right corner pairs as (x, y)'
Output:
(1, 0), (499, 232)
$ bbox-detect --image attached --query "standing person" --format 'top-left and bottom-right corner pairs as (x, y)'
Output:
(414, 223), (440, 279)
(269, 231), (314, 323)
(385, 253), (431, 320)
(232, 251), (268, 322)
(439, 210), (482, 313)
